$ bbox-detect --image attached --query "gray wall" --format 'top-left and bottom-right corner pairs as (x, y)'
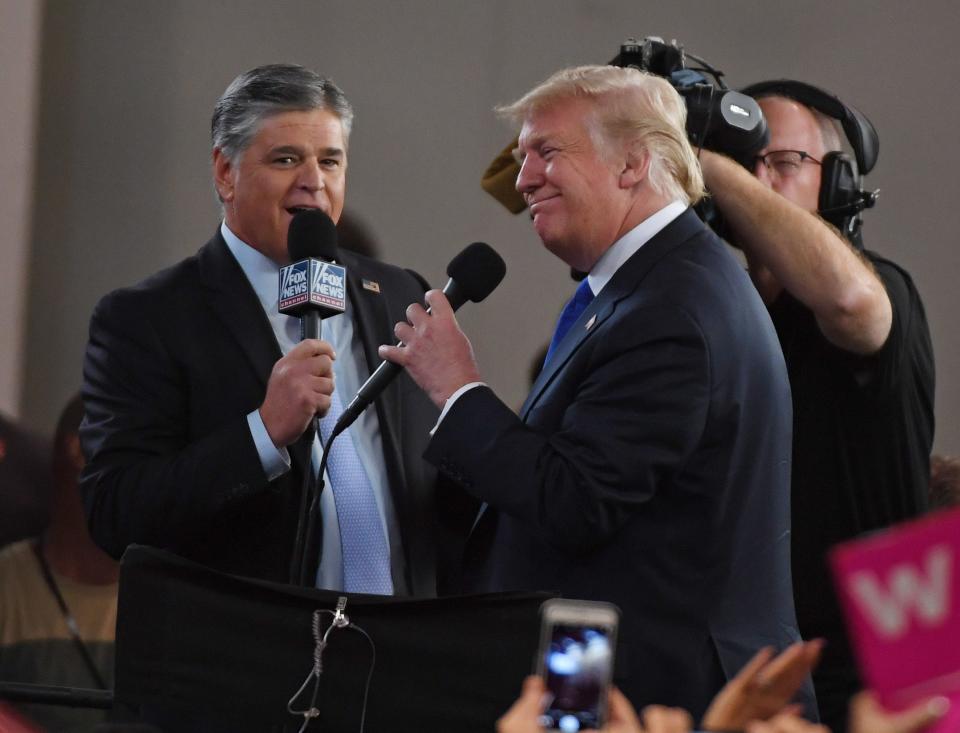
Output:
(0, 0), (41, 417)
(18, 0), (960, 453)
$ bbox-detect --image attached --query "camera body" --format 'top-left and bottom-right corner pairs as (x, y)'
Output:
(613, 36), (769, 160)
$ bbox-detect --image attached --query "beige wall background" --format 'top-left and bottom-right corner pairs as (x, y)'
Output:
(8, 0), (960, 453)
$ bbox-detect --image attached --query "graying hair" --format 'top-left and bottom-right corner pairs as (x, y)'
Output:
(211, 64), (354, 163)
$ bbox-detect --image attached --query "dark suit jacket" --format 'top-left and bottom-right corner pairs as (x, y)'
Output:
(80, 231), (443, 595)
(427, 209), (804, 718)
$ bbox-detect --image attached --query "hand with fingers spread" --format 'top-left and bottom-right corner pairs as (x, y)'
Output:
(702, 640), (823, 731)
(848, 691), (949, 733)
(378, 289), (481, 409)
(259, 338), (336, 447)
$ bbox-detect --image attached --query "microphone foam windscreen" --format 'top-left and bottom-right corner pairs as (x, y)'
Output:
(446, 242), (507, 303)
(287, 209), (338, 262)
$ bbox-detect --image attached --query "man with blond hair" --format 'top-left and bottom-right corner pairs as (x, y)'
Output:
(381, 65), (805, 718)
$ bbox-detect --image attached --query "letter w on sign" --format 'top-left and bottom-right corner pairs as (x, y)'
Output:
(849, 546), (951, 639)
(831, 508), (960, 730)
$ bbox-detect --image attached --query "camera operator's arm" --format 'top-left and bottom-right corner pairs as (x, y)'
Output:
(699, 150), (891, 355)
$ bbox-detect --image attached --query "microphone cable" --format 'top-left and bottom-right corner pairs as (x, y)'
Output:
(287, 597), (376, 733)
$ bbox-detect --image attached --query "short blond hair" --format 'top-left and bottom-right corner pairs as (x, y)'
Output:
(497, 65), (705, 205)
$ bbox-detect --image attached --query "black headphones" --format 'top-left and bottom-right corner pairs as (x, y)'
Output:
(740, 79), (880, 246)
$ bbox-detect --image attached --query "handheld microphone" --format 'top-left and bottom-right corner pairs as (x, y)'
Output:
(333, 241), (506, 437)
(278, 209), (346, 341)
(282, 209), (346, 587)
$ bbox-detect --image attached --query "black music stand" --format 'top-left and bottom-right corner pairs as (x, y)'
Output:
(114, 545), (552, 732)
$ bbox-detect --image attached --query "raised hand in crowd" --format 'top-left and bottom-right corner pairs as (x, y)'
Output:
(702, 640), (823, 731)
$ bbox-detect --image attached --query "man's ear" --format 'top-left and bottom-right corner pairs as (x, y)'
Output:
(619, 143), (650, 190)
(212, 148), (234, 203)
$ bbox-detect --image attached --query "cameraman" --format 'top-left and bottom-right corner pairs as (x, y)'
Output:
(698, 86), (935, 733)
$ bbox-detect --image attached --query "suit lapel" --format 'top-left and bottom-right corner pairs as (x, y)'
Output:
(197, 232), (316, 467)
(338, 252), (406, 484)
(519, 208), (705, 420)
(199, 231), (281, 387)
(339, 252), (393, 381)
(472, 210), (707, 539)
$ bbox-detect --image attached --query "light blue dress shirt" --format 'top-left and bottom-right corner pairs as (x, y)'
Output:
(220, 222), (403, 592)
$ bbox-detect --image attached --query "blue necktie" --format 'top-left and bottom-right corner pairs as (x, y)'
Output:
(544, 279), (595, 364)
(316, 386), (394, 595)
(279, 315), (393, 595)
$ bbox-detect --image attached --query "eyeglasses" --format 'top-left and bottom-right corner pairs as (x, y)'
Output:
(750, 150), (822, 179)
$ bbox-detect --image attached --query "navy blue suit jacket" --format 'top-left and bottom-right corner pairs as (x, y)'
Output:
(427, 209), (807, 718)
(81, 232), (443, 594)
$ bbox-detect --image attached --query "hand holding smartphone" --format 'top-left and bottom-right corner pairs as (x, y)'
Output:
(536, 599), (620, 732)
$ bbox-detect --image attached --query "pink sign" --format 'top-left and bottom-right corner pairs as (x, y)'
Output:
(830, 507), (960, 732)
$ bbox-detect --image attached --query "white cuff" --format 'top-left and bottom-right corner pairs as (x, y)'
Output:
(247, 410), (291, 480)
(430, 382), (487, 435)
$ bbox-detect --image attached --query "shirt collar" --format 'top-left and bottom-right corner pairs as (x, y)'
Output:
(587, 200), (688, 296)
(220, 221), (279, 313)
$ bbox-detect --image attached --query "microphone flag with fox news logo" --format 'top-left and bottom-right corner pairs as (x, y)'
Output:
(278, 257), (346, 319)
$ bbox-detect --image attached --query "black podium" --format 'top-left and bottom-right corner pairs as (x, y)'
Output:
(114, 546), (552, 732)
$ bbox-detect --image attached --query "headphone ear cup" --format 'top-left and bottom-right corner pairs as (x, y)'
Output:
(818, 152), (859, 229)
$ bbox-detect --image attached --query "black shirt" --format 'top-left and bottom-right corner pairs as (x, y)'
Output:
(769, 251), (935, 652)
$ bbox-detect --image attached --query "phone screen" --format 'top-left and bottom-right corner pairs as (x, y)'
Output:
(539, 622), (614, 732)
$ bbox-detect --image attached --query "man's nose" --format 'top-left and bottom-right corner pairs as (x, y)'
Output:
(515, 155), (543, 194)
(298, 161), (325, 191)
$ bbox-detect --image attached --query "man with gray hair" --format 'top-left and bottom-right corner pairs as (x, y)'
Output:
(700, 83), (934, 733)
(381, 65), (805, 720)
(81, 64), (444, 597)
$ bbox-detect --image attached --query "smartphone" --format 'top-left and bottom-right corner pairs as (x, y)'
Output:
(535, 599), (620, 732)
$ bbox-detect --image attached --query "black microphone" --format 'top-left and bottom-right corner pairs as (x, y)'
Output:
(282, 209), (345, 586)
(333, 242), (506, 437)
(279, 209), (345, 341)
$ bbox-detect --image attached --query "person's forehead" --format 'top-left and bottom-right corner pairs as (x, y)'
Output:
(518, 98), (591, 147)
(250, 108), (346, 148)
(759, 96), (824, 152)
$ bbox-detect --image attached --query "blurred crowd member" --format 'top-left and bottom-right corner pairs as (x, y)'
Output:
(0, 414), (53, 548)
(0, 393), (119, 732)
(928, 454), (960, 510)
(0, 701), (43, 732)
(498, 642), (947, 733)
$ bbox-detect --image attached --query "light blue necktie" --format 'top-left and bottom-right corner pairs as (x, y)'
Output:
(281, 316), (393, 595)
(316, 385), (394, 595)
(544, 278), (595, 364)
